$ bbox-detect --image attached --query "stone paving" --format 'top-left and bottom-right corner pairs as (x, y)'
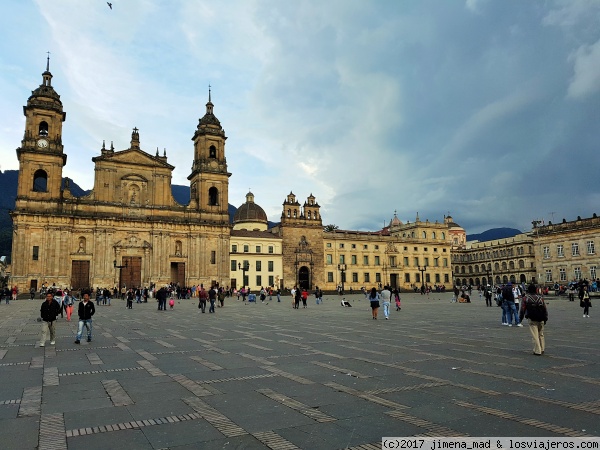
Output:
(0, 291), (598, 449)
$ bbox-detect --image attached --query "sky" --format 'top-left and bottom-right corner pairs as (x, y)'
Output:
(1, 0), (599, 235)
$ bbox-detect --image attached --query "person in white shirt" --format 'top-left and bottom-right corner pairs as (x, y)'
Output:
(380, 286), (392, 319)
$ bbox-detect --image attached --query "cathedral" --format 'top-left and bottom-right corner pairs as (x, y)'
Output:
(10, 59), (231, 292)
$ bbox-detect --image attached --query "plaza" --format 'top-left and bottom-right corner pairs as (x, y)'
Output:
(0, 292), (598, 450)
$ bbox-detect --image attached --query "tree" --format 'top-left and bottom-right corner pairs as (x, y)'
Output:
(323, 224), (339, 232)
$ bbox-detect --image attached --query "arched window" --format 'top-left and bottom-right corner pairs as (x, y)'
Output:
(39, 121), (48, 136)
(208, 187), (218, 206)
(287, 209), (290, 218)
(468, 266), (473, 274)
(33, 169), (48, 192)
(494, 262), (500, 271)
(432, 232), (436, 239)
(293, 210), (297, 218)
(501, 262), (507, 270)
(411, 231), (415, 238)
(209, 145), (216, 158)
(307, 211), (311, 219)
(509, 261), (515, 269)
(518, 260), (525, 268)
(441, 232), (445, 240)
(422, 231), (426, 239)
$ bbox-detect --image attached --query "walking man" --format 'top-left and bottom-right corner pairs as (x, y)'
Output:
(380, 285), (392, 319)
(75, 291), (95, 344)
(198, 284), (208, 313)
(39, 292), (61, 347)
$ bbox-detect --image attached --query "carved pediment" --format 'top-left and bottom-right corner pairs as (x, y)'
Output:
(94, 149), (174, 169)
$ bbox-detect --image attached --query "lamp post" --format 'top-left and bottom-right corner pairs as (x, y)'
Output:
(238, 262), (250, 289)
(337, 263), (347, 294)
(417, 264), (427, 293)
(382, 263), (388, 288)
(532, 220), (542, 286)
(113, 259), (128, 290)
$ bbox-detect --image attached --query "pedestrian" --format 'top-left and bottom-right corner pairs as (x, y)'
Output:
(156, 286), (167, 311)
(218, 289), (225, 308)
(294, 288), (301, 309)
(301, 289), (308, 308)
(169, 298), (175, 309)
(126, 289), (134, 309)
(380, 285), (392, 319)
(39, 292), (61, 347)
(30, 287), (36, 301)
(64, 291), (75, 321)
(579, 285), (592, 317)
(368, 287), (380, 319)
(484, 285), (493, 307)
(198, 284), (207, 313)
(314, 286), (321, 305)
(74, 291), (95, 344)
(502, 283), (522, 327)
(259, 287), (266, 303)
(208, 286), (217, 313)
(12, 285), (18, 302)
(276, 289), (281, 303)
(519, 284), (548, 355)
(394, 289), (401, 310)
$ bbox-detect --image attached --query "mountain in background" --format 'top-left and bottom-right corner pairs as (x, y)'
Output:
(0, 170), (275, 261)
(466, 227), (522, 242)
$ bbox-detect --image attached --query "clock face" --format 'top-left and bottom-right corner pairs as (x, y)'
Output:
(37, 139), (48, 148)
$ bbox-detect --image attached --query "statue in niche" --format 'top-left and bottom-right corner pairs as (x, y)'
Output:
(175, 241), (182, 256)
(77, 238), (85, 253)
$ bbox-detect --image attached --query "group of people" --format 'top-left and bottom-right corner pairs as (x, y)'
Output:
(39, 290), (95, 347)
(365, 286), (401, 319)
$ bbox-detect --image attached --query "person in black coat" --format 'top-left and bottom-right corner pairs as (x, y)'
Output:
(75, 292), (96, 344)
(39, 292), (62, 347)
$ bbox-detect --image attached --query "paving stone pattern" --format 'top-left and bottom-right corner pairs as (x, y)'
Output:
(0, 292), (598, 449)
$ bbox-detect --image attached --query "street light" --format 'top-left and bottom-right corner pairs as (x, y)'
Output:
(113, 259), (128, 290)
(417, 264), (427, 293)
(238, 262), (250, 289)
(337, 263), (347, 294)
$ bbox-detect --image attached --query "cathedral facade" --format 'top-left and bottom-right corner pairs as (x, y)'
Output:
(10, 61), (231, 292)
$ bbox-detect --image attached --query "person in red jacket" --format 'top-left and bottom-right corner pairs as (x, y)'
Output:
(301, 289), (308, 308)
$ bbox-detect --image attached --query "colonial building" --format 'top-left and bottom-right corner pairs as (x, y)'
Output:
(10, 60), (231, 292)
(229, 192), (283, 291)
(271, 192), (324, 290)
(452, 234), (536, 287)
(533, 215), (600, 286)
(320, 213), (453, 292)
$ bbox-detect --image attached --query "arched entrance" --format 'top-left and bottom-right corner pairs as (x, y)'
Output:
(298, 266), (310, 290)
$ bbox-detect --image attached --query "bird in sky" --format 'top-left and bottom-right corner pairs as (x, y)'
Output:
(107, 2), (112, 9)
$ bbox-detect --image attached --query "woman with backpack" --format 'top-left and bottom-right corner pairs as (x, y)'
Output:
(519, 284), (548, 355)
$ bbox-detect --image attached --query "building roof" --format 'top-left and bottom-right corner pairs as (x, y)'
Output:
(233, 192), (268, 224)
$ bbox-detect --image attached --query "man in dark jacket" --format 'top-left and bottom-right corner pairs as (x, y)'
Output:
(75, 291), (96, 344)
(40, 292), (62, 347)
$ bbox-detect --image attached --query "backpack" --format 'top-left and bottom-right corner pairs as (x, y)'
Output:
(524, 295), (546, 322)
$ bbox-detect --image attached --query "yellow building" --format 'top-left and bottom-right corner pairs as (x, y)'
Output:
(229, 192), (283, 291)
(533, 215), (600, 286)
(321, 213), (453, 292)
(10, 61), (231, 292)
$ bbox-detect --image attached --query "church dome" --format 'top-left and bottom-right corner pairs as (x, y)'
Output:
(233, 192), (268, 229)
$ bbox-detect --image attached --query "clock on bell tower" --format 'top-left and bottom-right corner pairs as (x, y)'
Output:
(16, 55), (67, 203)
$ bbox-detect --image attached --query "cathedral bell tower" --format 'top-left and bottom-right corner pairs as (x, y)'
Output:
(16, 55), (67, 204)
(187, 88), (230, 222)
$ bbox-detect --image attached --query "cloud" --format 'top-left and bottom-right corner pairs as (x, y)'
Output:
(567, 38), (600, 99)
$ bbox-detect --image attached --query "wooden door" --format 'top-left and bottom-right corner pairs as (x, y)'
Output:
(71, 261), (90, 290)
(121, 256), (142, 289)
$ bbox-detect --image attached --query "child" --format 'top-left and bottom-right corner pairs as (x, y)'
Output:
(169, 299), (175, 310)
(394, 289), (401, 310)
